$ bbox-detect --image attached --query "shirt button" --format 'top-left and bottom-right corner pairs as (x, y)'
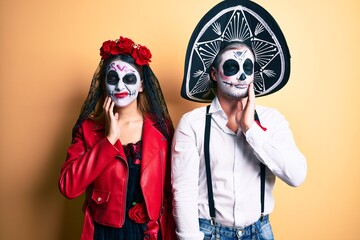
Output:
(97, 197), (102, 202)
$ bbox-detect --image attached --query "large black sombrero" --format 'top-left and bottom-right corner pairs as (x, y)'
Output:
(181, 0), (291, 102)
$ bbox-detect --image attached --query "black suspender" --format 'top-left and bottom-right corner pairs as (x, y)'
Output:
(204, 105), (216, 224)
(255, 111), (266, 221)
(203, 105), (266, 224)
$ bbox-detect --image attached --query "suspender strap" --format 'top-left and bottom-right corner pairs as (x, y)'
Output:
(255, 111), (266, 220)
(204, 105), (216, 224)
(204, 105), (266, 224)
(260, 161), (266, 220)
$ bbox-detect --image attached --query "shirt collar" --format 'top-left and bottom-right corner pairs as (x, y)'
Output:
(209, 96), (237, 135)
(210, 96), (228, 121)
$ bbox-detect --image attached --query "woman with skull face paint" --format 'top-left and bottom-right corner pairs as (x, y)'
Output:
(171, 1), (307, 240)
(59, 36), (176, 240)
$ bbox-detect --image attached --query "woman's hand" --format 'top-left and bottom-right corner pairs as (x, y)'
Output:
(103, 96), (119, 144)
(236, 82), (255, 133)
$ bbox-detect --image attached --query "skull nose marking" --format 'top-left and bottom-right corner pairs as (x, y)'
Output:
(239, 73), (246, 81)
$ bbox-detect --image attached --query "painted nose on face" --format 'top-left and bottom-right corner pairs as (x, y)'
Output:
(115, 79), (125, 91)
(238, 73), (246, 81)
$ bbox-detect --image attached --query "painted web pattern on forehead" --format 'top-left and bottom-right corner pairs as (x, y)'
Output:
(186, 5), (287, 101)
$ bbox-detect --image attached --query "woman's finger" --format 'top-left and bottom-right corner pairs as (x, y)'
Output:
(103, 96), (110, 110)
(109, 101), (115, 119)
(104, 97), (112, 115)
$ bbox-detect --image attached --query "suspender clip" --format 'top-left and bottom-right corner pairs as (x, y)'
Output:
(210, 217), (216, 226)
(260, 213), (264, 222)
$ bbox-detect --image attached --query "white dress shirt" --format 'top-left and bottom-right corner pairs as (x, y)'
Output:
(171, 97), (307, 240)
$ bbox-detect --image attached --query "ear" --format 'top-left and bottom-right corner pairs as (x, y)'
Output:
(210, 66), (218, 82)
(139, 80), (144, 92)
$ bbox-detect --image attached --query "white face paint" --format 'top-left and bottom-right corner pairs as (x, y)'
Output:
(105, 60), (142, 107)
(214, 45), (255, 98)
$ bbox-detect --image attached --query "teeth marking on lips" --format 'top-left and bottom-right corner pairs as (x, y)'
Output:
(223, 81), (247, 88)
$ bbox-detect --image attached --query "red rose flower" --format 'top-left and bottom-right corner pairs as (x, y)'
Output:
(99, 36), (152, 65)
(128, 202), (150, 224)
(100, 40), (117, 59)
(133, 45), (152, 66)
(117, 36), (135, 55)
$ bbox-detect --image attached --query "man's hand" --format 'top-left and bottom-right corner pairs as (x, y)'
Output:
(236, 82), (255, 133)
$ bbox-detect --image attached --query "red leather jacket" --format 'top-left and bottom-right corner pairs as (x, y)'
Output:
(59, 117), (176, 240)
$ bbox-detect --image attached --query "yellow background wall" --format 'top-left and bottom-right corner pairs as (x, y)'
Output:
(1, 0), (359, 239)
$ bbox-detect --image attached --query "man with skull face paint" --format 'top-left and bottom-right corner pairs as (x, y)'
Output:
(59, 36), (176, 240)
(213, 43), (255, 100)
(171, 1), (307, 240)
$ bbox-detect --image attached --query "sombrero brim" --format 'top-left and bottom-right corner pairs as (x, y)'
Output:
(181, 0), (291, 102)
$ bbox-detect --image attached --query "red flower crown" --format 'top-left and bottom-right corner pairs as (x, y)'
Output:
(100, 36), (152, 66)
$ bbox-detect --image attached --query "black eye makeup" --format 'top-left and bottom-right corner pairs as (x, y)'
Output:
(223, 59), (240, 76)
(106, 71), (138, 86)
(243, 58), (254, 76)
(123, 73), (138, 85)
(106, 70), (120, 85)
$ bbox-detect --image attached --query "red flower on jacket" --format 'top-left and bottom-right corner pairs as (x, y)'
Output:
(128, 202), (150, 224)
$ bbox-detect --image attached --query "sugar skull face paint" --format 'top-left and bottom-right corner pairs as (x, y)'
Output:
(214, 45), (255, 98)
(105, 60), (142, 107)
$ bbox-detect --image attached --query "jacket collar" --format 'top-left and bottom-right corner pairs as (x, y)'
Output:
(140, 116), (167, 172)
(90, 116), (166, 168)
